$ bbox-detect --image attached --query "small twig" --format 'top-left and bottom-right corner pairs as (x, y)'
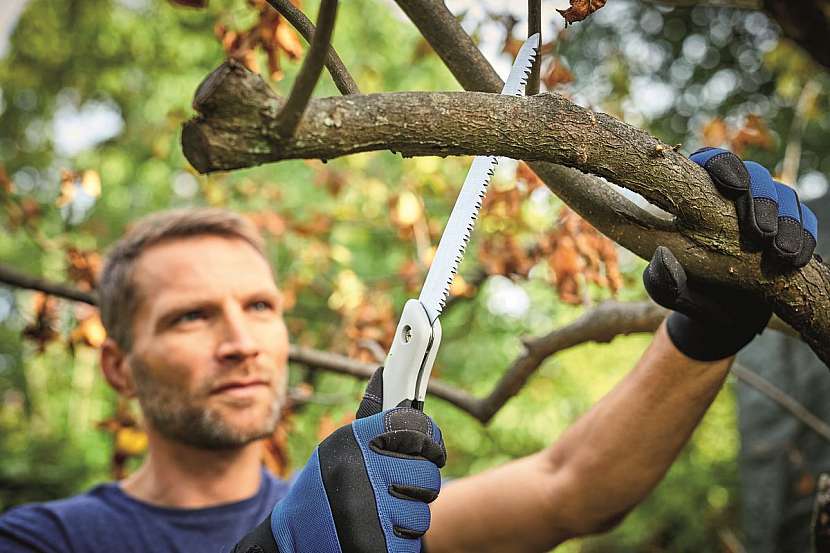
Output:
(358, 339), (387, 364)
(0, 265), (818, 424)
(272, 0), (339, 139)
(288, 344), (480, 412)
(265, 0), (359, 96)
(0, 263), (96, 305)
(526, 0), (541, 95)
(733, 362), (830, 442)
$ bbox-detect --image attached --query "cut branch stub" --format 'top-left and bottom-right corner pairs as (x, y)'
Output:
(182, 61), (830, 368)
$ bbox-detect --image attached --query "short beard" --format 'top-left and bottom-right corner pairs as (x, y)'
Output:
(130, 356), (286, 450)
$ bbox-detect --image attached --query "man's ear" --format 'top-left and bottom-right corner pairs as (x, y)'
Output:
(101, 338), (137, 397)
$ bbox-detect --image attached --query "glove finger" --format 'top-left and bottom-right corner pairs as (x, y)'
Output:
(643, 246), (735, 322)
(793, 203), (819, 268)
(742, 161), (779, 245)
(390, 499), (431, 540)
(690, 147), (749, 198)
(370, 409), (447, 467)
(643, 246), (688, 312)
(769, 182), (804, 265)
(356, 366), (384, 419)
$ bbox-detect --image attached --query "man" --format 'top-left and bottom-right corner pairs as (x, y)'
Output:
(0, 149), (820, 552)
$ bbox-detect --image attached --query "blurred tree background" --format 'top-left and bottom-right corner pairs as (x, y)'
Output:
(0, 0), (828, 551)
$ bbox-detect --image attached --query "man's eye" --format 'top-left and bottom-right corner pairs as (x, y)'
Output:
(176, 310), (206, 324)
(249, 300), (274, 312)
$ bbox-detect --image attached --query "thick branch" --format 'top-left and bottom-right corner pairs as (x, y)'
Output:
(273, 0), (338, 138)
(265, 0), (359, 95)
(185, 74), (709, 225)
(182, 63), (830, 368)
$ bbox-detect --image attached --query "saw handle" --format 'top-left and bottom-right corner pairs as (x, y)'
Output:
(382, 299), (441, 411)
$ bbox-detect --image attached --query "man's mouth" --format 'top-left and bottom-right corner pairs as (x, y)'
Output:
(211, 379), (270, 396)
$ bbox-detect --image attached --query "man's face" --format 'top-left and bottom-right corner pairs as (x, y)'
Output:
(126, 235), (289, 450)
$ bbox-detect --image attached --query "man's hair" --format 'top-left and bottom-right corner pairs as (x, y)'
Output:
(98, 208), (266, 351)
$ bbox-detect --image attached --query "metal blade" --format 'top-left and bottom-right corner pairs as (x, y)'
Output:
(417, 33), (540, 324)
(502, 33), (540, 96)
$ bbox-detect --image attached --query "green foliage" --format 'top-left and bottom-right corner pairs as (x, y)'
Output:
(1, 0), (828, 551)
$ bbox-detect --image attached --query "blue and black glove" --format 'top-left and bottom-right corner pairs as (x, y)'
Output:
(643, 147), (820, 361)
(231, 368), (445, 553)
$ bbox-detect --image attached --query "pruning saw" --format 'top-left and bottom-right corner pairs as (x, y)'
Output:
(382, 33), (540, 411)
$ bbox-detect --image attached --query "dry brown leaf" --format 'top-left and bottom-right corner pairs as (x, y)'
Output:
(502, 36), (524, 59)
(557, 0), (608, 25)
(0, 166), (12, 194)
(57, 170), (77, 207)
(730, 114), (774, 156)
(542, 58), (574, 89)
(66, 247), (102, 291)
(274, 18), (303, 60)
(70, 305), (107, 349)
(246, 211), (287, 237)
(23, 292), (60, 352)
(263, 412), (292, 477)
(702, 118), (729, 148)
(96, 399), (144, 479)
(545, 207), (621, 303)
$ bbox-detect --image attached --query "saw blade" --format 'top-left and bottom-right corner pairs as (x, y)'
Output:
(417, 33), (539, 324)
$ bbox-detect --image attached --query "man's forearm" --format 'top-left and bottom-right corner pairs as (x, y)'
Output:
(545, 321), (732, 535)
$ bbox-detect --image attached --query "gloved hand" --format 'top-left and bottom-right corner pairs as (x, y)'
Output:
(643, 147), (819, 361)
(231, 368), (446, 553)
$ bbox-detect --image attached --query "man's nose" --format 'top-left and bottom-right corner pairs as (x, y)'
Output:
(215, 307), (260, 362)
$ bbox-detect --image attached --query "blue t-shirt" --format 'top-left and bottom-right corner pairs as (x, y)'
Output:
(0, 470), (290, 553)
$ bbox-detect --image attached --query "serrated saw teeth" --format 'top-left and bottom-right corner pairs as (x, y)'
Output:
(416, 34), (538, 324)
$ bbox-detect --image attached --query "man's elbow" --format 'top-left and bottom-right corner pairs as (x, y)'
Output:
(541, 460), (636, 539)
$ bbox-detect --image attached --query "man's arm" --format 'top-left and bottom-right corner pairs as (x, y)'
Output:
(425, 148), (820, 553)
(425, 322), (731, 553)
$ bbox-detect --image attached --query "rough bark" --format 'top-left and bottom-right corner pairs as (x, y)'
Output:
(182, 60), (830, 368)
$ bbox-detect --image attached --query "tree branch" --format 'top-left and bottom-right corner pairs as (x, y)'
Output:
(476, 300), (667, 421)
(526, 0), (542, 96)
(0, 263), (96, 305)
(733, 362), (830, 443)
(0, 264), (815, 427)
(272, 0), (338, 138)
(265, 0), (359, 95)
(185, 77), (706, 225)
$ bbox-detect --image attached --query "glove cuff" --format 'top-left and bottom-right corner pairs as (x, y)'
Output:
(665, 311), (761, 361)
